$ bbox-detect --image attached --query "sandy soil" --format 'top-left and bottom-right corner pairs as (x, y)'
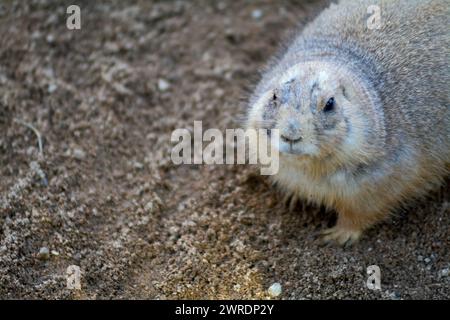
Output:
(0, 0), (448, 299)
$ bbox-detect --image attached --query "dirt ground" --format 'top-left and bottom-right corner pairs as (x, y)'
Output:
(0, 0), (448, 299)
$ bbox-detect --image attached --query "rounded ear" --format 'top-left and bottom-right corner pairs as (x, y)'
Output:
(338, 79), (355, 101)
(341, 85), (348, 99)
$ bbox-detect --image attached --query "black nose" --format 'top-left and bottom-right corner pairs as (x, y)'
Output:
(281, 135), (302, 144)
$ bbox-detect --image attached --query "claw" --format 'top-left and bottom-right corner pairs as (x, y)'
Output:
(320, 226), (361, 246)
(282, 193), (291, 206)
(282, 193), (304, 212)
(289, 195), (299, 212)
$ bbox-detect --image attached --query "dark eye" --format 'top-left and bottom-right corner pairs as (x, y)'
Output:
(323, 97), (335, 112)
(268, 91), (279, 109)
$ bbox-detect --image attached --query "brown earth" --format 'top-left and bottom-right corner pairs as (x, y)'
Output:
(0, 0), (448, 299)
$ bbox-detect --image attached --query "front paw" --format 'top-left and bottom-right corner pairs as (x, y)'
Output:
(321, 226), (362, 246)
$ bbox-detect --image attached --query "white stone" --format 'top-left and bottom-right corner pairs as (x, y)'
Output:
(158, 78), (170, 91)
(251, 9), (263, 20)
(73, 148), (86, 160)
(268, 282), (282, 297)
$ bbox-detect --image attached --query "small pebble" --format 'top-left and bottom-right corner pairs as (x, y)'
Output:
(440, 268), (449, 277)
(46, 34), (55, 43)
(73, 148), (86, 160)
(251, 9), (263, 20)
(268, 282), (282, 297)
(48, 83), (58, 93)
(133, 161), (144, 169)
(145, 201), (154, 213)
(217, 2), (226, 11)
(424, 257), (431, 264)
(158, 78), (170, 92)
(389, 291), (401, 300)
(38, 247), (50, 260)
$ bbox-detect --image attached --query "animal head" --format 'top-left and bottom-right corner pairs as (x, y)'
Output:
(248, 60), (379, 166)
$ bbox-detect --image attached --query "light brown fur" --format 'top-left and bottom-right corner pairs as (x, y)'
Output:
(247, 0), (450, 245)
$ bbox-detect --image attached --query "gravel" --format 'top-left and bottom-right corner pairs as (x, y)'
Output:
(0, 0), (448, 300)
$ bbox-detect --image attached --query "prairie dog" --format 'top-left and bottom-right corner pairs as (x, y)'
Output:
(247, 0), (450, 245)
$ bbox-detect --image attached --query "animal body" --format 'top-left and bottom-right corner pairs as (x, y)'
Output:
(247, 0), (450, 245)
